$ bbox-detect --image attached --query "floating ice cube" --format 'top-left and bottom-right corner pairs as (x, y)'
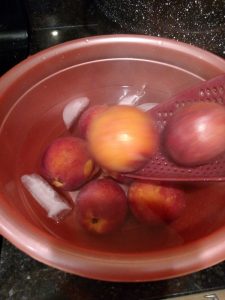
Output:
(137, 102), (158, 112)
(118, 95), (140, 106)
(62, 97), (90, 129)
(21, 174), (72, 220)
(119, 183), (128, 195)
(118, 85), (147, 106)
(68, 190), (80, 203)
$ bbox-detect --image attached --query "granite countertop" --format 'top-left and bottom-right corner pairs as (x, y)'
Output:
(23, 0), (225, 57)
(1, 239), (225, 300)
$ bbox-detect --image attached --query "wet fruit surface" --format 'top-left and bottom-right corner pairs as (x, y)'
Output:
(76, 178), (128, 235)
(87, 105), (159, 173)
(164, 102), (225, 166)
(40, 136), (95, 191)
(128, 181), (186, 225)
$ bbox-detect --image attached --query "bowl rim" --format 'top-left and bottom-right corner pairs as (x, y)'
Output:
(1, 34), (225, 282)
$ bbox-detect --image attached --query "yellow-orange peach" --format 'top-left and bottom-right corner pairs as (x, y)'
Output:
(87, 105), (159, 173)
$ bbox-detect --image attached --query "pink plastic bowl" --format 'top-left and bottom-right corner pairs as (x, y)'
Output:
(1, 35), (225, 282)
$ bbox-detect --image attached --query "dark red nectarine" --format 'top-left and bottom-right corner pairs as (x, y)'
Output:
(76, 178), (128, 234)
(41, 136), (95, 191)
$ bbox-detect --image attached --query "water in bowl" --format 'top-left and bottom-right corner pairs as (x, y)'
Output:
(4, 82), (225, 254)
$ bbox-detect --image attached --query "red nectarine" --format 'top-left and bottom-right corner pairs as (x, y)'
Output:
(78, 104), (108, 138)
(41, 136), (95, 191)
(76, 178), (128, 234)
(128, 181), (186, 225)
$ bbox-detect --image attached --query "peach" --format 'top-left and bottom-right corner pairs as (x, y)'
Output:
(40, 136), (95, 191)
(128, 181), (186, 225)
(87, 105), (159, 173)
(76, 178), (128, 234)
(77, 104), (108, 138)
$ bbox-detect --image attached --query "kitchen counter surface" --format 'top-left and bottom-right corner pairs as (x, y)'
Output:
(1, 239), (225, 300)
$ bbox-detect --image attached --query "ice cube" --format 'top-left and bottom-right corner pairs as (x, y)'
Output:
(118, 84), (146, 106)
(68, 190), (80, 203)
(137, 102), (158, 112)
(63, 97), (90, 129)
(119, 183), (128, 195)
(21, 174), (72, 220)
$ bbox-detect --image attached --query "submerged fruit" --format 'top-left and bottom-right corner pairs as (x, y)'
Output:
(78, 104), (108, 138)
(76, 178), (128, 234)
(128, 181), (186, 225)
(41, 136), (95, 191)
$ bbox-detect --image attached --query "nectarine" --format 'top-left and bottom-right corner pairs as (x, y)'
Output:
(76, 178), (128, 234)
(41, 136), (95, 191)
(128, 181), (186, 225)
(78, 104), (108, 138)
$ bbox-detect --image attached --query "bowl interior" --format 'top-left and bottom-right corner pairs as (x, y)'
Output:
(1, 35), (225, 280)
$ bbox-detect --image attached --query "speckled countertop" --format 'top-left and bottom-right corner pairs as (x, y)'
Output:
(1, 0), (225, 299)
(1, 239), (225, 300)
(94, 0), (225, 57)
